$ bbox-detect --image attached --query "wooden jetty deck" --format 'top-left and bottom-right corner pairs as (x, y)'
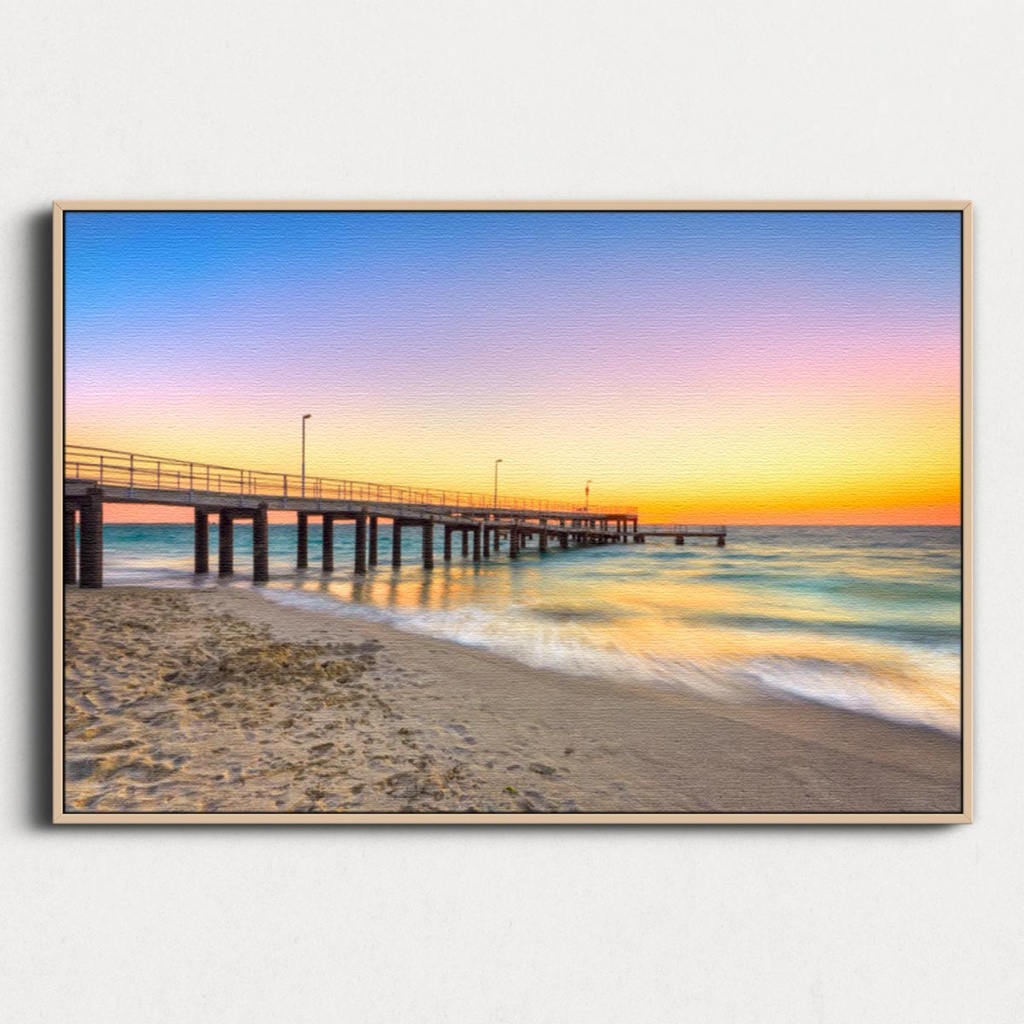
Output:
(62, 445), (725, 588)
(635, 524), (727, 546)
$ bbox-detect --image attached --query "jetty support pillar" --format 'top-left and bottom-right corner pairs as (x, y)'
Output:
(472, 524), (481, 562)
(322, 514), (334, 572)
(253, 503), (269, 582)
(443, 525), (453, 561)
(78, 487), (104, 589)
(392, 520), (402, 567)
(461, 529), (469, 557)
(483, 524), (491, 557)
(354, 513), (367, 574)
(297, 512), (308, 568)
(63, 505), (77, 584)
(369, 516), (378, 566)
(194, 509), (209, 574)
(422, 521), (434, 570)
(717, 535), (726, 547)
(218, 510), (234, 577)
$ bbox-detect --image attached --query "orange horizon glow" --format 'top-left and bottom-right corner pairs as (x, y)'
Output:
(98, 501), (961, 527)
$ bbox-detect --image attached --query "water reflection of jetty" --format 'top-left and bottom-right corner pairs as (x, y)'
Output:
(63, 445), (726, 588)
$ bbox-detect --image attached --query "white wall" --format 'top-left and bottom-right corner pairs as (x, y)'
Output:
(2, 2), (1020, 1021)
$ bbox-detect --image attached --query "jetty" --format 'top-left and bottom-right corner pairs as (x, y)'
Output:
(62, 445), (725, 588)
(635, 524), (726, 546)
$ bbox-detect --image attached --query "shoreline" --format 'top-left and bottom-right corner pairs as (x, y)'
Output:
(61, 586), (962, 815)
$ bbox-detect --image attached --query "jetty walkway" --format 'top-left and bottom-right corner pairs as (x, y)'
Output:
(63, 445), (725, 588)
(635, 525), (727, 545)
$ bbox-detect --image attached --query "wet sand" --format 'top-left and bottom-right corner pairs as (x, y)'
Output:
(61, 587), (962, 816)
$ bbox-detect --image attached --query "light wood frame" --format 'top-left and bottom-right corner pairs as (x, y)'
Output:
(53, 200), (973, 825)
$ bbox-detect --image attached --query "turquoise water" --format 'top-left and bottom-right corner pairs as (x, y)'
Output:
(93, 523), (963, 735)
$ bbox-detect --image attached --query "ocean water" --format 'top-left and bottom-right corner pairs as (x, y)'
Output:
(92, 523), (963, 735)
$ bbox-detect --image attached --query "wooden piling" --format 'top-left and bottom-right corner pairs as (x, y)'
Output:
(539, 527), (548, 553)
(717, 535), (726, 547)
(443, 525), (453, 561)
(63, 505), (77, 584)
(461, 529), (469, 558)
(354, 513), (367, 574)
(322, 513), (334, 572)
(79, 488), (104, 589)
(675, 535), (685, 545)
(483, 524), (491, 557)
(422, 521), (434, 570)
(194, 509), (209, 574)
(218, 510), (234, 576)
(253, 503), (269, 582)
(369, 516), (378, 566)
(392, 520), (402, 567)
(296, 512), (308, 568)
(509, 526), (519, 559)
(472, 524), (481, 561)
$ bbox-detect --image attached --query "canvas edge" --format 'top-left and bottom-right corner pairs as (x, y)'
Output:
(52, 201), (65, 824)
(51, 199), (973, 826)
(52, 812), (973, 825)
(961, 201), (974, 823)
(52, 199), (971, 211)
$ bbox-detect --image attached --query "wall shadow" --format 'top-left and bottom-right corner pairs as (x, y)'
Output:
(26, 208), (54, 828)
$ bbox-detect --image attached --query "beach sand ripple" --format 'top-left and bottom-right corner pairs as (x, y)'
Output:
(64, 589), (582, 812)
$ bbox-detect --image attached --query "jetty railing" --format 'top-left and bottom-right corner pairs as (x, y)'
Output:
(64, 445), (638, 518)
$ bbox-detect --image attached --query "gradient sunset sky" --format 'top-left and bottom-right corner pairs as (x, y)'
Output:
(64, 210), (962, 524)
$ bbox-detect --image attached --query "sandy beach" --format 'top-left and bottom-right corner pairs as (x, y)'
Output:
(61, 586), (962, 816)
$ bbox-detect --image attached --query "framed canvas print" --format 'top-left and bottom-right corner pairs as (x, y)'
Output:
(54, 201), (971, 824)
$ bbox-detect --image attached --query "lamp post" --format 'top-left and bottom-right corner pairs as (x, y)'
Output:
(493, 458), (503, 509)
(301, 414), (312, 497)
(585, 479), (592, 512)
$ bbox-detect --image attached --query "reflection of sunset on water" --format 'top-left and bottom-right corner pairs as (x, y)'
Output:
(95, 523), (962, 736)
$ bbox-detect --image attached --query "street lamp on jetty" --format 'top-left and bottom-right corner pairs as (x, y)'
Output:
(301, 413), (312, 497)
(585, 479), (592, 512)
(493, 458), (503, 508)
